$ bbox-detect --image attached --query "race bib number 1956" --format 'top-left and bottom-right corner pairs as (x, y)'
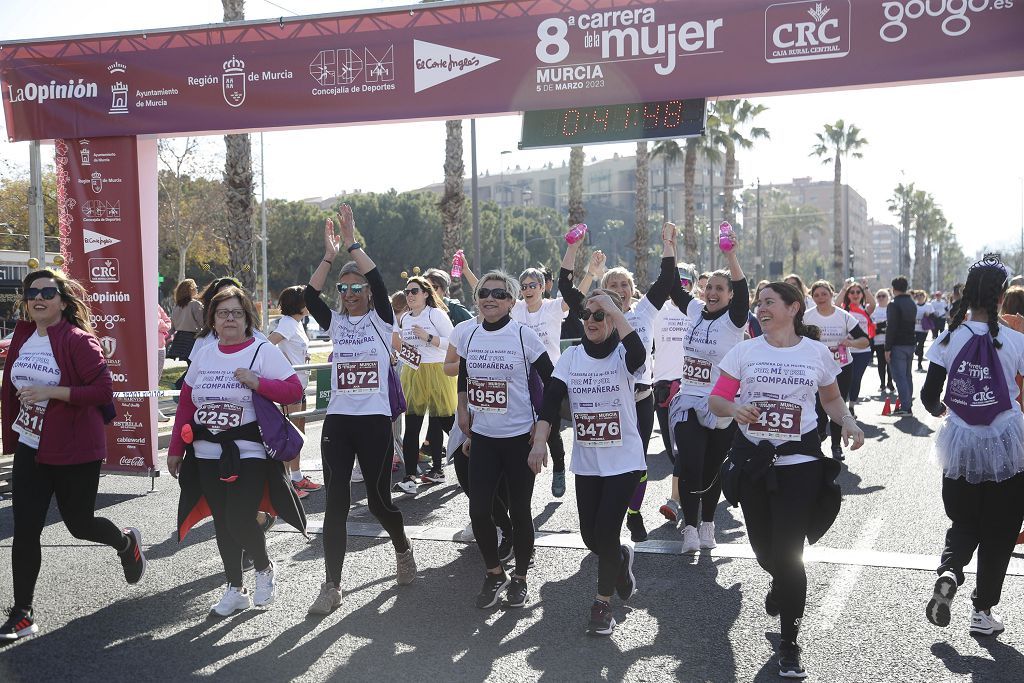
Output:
(467, 378), (508, 413)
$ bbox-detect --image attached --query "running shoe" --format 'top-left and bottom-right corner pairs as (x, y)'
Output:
(659, 499), (679, 523)
(351, 464), (364, 483)
(292, 483), (310, 500)
(615, 544), (636, 601)
(454, 524), (475, 542)
(419, 441), (432, 463)
(475, 572), (510, 609)
(294, 476), (323, 492)
(699, 521), (717, 550)
(253, 560), (277, 607)
(497, 530), (514, 564)
(551, 471), (566, 498)
(420, 468), (446, 484)
(887, 382), (896, 392)
(505, 578), (528, 608)
(396, 542), (417, 586)
(778, 641), (807, 679)
(891, 408), (914, 417)
(211, 585), (251, 617)
(587, 599), (616, 636)
(681, 525), (700, 555)
(626, 512), (648, 543)
(395, 476), (419, 495)
(0, 607), (37, 641)
(119, 527), (147, 585)
(307, 582), (342, 616)
(258, 513), (277, 535)
(926, 571), (957, 627)
(970, 608), (1004, 636)
(765, 581), (780, 617)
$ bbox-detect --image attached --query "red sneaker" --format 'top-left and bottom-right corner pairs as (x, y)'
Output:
(293, 476), (323, 492)
(292, 483), (310, 499)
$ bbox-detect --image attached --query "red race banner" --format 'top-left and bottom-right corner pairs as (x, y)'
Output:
(56, 136), (157, 474)
(2, 0), (1022, 142)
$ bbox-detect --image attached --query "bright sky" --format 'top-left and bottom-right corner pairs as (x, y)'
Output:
(1, 0), (1022, 260)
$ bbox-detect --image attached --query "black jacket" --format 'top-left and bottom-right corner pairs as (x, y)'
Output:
(884, 293), (917, 350)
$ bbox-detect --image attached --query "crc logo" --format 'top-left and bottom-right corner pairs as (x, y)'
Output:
(89, 257), (119, 283)
(765, 0), (851, 64)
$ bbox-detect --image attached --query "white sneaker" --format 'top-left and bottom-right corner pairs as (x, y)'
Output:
(395, 476), (418, 495)
(351, 464), (364, 483)
(454, 523), (475, 542)
(699, 521), (717, 549)
(681, 525), (700, 554)
(253, 560), (277, 607)
(970, 608), (1005, 636)
(211, 585), (252, 617)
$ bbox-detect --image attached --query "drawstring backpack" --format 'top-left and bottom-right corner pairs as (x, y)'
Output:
(943, 328), (1012, 425)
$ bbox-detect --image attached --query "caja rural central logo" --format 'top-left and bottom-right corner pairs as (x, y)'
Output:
(764, 0), (851, 64)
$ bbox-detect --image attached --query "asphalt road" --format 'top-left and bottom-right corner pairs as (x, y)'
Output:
(1, 362), (1022, 682)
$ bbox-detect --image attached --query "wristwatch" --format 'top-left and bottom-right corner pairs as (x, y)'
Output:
(346, 242), (362, 253)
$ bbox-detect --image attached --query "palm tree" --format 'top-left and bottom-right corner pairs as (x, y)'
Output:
(683, 117), (723, 266)
(634, 141), (650, 286)
(567, 145), (589, 278)
(887, 182), (915, 277)
(810, 120), (867, 283)
(911, 190), (944, 289)
(221, 0), (255, 293)
(650, 139), (683, 221)
(716, 100), (769, 227)
(439, 119), (464, 298)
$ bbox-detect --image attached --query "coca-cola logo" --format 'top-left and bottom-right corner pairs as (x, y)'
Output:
(119, 455), (146, 467)
(765, 1), (851, 64)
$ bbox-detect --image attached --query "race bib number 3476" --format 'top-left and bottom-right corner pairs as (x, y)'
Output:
(573, 411), (622, 447)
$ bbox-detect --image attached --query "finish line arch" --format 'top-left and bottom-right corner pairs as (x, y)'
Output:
(1, 0), (1021, 473)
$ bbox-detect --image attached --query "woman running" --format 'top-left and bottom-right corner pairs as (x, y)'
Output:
(167, 286), (305, 617)
(669, 226), (748, 553)
(710, 281), (864, 679)
(837, 280), (876, 416)
(804, 281), (870, 460)
(871, 289), (894, 394)
(785, 273), (815, 311)
(529, 289), (646, 635)
(914, 290), (934, 371)
(0, 270), (146, 641)
(394, 274), (457, 492)
(302, 205), (417, 615)
(457, 271), (553, 609)
(922, 256), (1024, 637)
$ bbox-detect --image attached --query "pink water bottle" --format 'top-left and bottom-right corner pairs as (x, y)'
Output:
(450, 250), (464, 279)
(565, 223), (588, 245)
(718, 221), (735, 252)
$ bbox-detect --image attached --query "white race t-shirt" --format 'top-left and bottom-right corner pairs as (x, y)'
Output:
(397, 307), (453, 365)
(719, 336), (841, 465)
(871, 306), (888, 347)
(915, 302), (934, 332)
(926, 321), (1024, 426)
(10, 332), (62, 449)
(554, 344), (646, 476)
(512, 298), (565, 363)
(186, 341), (296, 460)
(930, 299), (949, 318)
(805, 307), (860, 368)
(461, 321), (546, 438)
(652, 302), (693, 383)
(274, 315), (310, 388)
(679, 298), (746, 398)
(326, 310), (394, 417)
(189, 328), (269, 362)
(624, 297), (659, 385)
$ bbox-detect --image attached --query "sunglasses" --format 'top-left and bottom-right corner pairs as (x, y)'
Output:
(337, 283), (367, 295)
(580, 309), (607, 322)
(404, 287), (423, 296)
(477, 288), (511, 300)
(25, 286), (59, 300)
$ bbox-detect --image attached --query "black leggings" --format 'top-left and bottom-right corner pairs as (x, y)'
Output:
(547, 425), (566, 473)
(816, 364), (852, 446)
(636, 393), (655, 455)
(11, 443), (126, 609)
(915, 331), (928, 364)
(576, 471), (641, 596)
(469, 432), (535, 577)
(874, 345), (891, 387)
(674, 413), (737, 527)
(453, 448), (513, 538)
(195, 458), (270, 587)
(740, 459), (823, 643)
(403, 413), (454, 475)
(654, 380), (677, 460)
(322, 414), (408, 587)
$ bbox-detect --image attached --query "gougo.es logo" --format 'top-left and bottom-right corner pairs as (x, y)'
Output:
(880, 0), (1013, 42)
(90, 313), (125, 330)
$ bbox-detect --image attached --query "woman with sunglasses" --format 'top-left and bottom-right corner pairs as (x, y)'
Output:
(167, 285), (304, 617)
(457, 271), (553, 609)
(394, 274), (457, 492)
(300, 204), (416, 615)
(1, 270), (146, 641)
(513, 267), (571, 497)
(528, 289), (646, 635)
(837, 280), (877, 416)
(871, 289), (894, 394)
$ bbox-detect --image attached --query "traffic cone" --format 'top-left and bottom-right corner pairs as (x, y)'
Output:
(894, 399), (902, 411)
(881, 397), (892, 416)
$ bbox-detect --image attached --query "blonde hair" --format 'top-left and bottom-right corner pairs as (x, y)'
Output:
(600, 267), (636, 293)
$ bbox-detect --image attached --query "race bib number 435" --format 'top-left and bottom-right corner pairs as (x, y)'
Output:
(196, 402), (244, 430)
(747, 400), (801, 441)
(467, 378), (508, 413)
(573, 411), (622, 447)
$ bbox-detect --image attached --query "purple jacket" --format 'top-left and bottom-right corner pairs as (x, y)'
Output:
(2, 320), (114, 464)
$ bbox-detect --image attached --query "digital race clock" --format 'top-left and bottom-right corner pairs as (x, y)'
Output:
(519, 98), (706, 150)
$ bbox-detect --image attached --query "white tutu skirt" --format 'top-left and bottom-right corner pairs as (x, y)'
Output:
(931, 409), (1024, 484)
